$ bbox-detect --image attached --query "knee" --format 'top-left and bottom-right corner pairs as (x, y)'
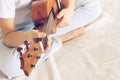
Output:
(76, 0), (103, 19)
(85, 0), (103, 19)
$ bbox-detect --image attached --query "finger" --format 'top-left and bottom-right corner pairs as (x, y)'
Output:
(32, 30), (46, 38)
(57, 19), (69, 28)
(44, 36), (51, 52)
(44, 36), (52, 52)
(57, 17), (64, 27)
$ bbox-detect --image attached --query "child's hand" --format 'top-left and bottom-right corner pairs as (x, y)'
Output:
(44, 35), (52, 52)
(25, 30), (46, 44)
(25, 30), (52, 52)
(57, 7), (74, 27)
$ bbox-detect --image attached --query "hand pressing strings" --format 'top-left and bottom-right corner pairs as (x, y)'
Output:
(57, 8), (74, 27)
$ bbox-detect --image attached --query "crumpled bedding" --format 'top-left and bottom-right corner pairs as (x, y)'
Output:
(0, 0), (120, 80)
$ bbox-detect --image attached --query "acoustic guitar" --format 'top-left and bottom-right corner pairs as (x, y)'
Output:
(17, 0), (63, 76)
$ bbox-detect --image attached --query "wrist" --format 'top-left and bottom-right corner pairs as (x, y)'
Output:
(4, 31), (27, 47)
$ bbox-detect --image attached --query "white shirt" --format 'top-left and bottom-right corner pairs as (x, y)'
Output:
(0, 0), (33, 25)
(0, 0), (84, 25)
(0, 0), (102, 79)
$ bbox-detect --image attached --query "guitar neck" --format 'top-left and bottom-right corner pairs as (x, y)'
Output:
(41, 0), (63, 49)
(19, 0), (64, 77)
(41, 10), (55, 49)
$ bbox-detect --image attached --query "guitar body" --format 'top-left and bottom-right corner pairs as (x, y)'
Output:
(17, 0), (63, 76)
(32, 0), (59, 33)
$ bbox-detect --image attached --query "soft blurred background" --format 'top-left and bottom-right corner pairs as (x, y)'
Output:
(0, 0), (120, 80)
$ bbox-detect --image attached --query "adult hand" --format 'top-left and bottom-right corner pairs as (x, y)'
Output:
(25, 30), (52, 52)
(57, 7), (74, 27)
(25, 30), (46, 45)
(44, 35), (52, 52)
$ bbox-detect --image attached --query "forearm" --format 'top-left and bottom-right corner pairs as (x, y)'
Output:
(56, 27), (85, 43)
(3, 31), (27, 47)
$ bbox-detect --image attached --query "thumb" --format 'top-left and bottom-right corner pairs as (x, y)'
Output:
(57, 9), (65, 19)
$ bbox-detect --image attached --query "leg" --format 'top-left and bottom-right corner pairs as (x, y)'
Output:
(0, 40), (24, 79)
(56, 27), (86, 43)
(52, 0), (102, 43)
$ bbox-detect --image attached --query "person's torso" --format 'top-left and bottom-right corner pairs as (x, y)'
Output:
(15, 0), (33, 25)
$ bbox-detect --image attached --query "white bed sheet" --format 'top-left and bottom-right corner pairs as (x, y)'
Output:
(0, 0), (120, 80)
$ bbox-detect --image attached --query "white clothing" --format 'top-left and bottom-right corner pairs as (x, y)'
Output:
(0, 0), (102, 79)
(0, 37), (62, 79)
(0, 0), (33, 25)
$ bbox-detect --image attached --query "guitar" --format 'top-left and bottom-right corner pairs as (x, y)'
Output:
(17, 0), (63, 76)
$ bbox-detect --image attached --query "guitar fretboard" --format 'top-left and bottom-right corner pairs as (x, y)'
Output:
(41, 10), (55, 49)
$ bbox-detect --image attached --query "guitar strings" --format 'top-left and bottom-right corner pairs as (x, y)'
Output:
(41, 11), (54, 48)
(41, 0), (63, 48)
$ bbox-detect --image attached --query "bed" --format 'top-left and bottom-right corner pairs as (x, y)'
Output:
(0, 0), (120, 80)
